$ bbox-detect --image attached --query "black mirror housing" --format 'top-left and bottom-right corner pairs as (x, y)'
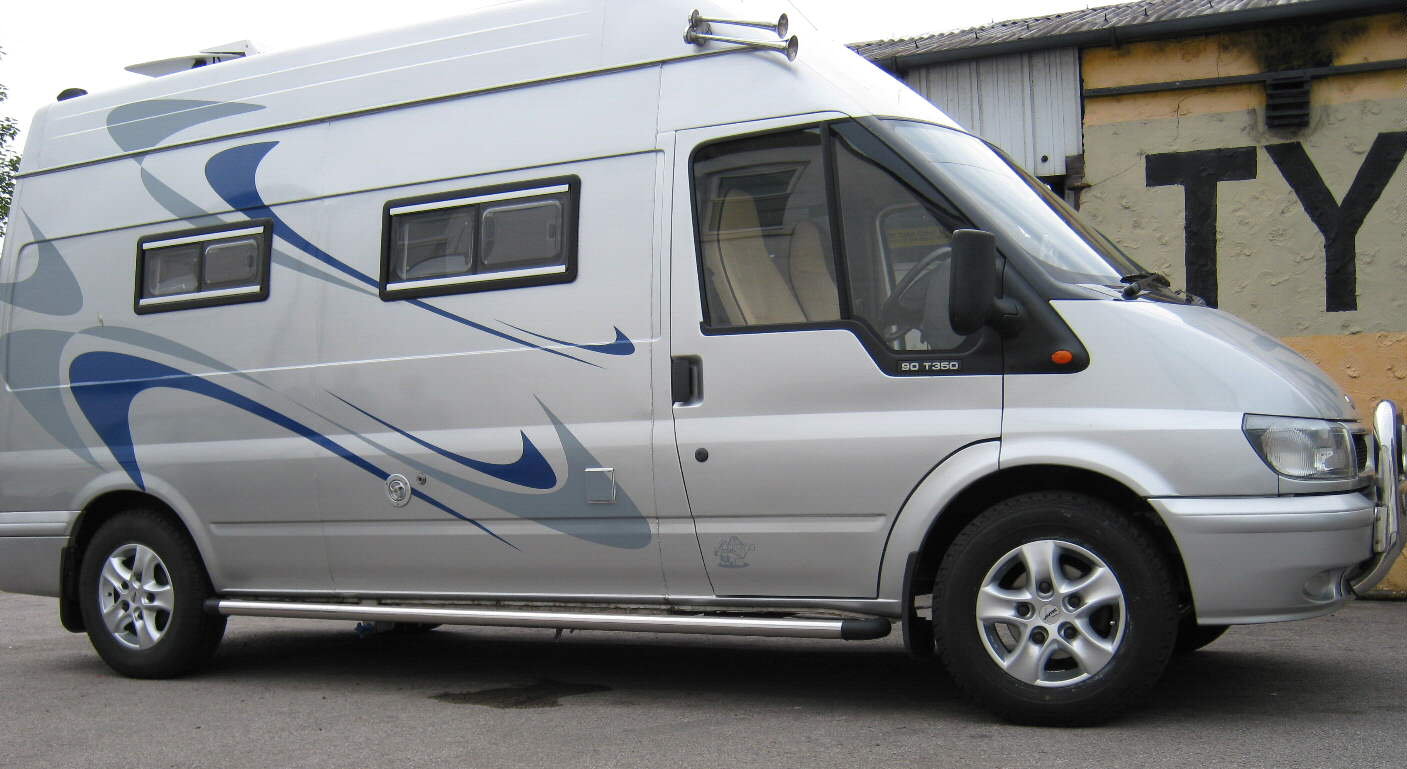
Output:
(948, 229), (999, 336)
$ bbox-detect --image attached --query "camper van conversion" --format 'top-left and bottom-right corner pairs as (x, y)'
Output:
(0, 0), (1401, 727)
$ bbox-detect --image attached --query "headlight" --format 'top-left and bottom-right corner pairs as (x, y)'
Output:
(1243, 414), (1357, 480)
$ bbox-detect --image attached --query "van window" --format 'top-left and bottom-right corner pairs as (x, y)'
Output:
(832, 131), (965, 352)
(691, 124), (969, 352)
(135, 223), (272, 313)
(692, 128), (841, 327)
(381, 179), (577, 300)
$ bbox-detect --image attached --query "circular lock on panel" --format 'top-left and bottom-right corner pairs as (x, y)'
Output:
(385, 474), (412, 507)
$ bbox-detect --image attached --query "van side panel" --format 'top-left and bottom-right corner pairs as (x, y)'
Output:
(310, 151), (662, 596)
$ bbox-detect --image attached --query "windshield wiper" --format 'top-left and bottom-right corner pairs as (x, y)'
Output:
(1119, 271), (1171, 299)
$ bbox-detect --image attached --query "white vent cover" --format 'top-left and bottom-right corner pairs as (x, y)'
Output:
(125, 40), (260, 78)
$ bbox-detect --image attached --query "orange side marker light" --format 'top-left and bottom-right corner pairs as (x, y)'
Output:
(1051, 350), (1074, 365)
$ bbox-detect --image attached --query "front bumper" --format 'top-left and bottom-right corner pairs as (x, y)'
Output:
(1348, 400), (1405, 593)
(1151, 400), (1405, 625)
(1151, 493), (1375, 624)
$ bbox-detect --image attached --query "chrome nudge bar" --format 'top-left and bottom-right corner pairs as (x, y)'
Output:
(1350, 399), (1406, 593)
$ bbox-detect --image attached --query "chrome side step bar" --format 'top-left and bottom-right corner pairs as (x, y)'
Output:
(209, 599), (892, 641)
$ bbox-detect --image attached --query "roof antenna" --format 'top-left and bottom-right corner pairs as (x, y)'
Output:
(685, 9), (799, 61)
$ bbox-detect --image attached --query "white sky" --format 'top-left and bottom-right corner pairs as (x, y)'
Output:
(1, 0), (1098, 146)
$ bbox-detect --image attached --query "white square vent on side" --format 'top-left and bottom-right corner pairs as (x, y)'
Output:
(584, 467), (616, 504)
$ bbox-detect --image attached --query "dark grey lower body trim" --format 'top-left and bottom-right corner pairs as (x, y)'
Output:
(209, 599), (892, 640)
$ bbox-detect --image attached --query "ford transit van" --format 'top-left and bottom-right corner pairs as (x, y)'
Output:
(0, 0), (1400, 725)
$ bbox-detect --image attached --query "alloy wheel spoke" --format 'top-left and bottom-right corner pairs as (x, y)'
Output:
(976, 583), (1028, 622)
(132, 613), (160, 648)
(1018, 540), (1061, 594)
(144, 584), (175, 614)
(99, 560), (128, 593)
(101, 602), (129, 635)
(131, 546), (158, 583)
(1070, 567), (1123, 614)
(1002, 634), (1055, 683)
(1062, 630), (1116, 674)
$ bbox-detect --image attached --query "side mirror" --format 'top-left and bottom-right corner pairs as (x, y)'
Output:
(948, 229), (999, 336)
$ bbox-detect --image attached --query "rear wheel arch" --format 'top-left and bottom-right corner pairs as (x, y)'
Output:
(61, 491), (213, 632)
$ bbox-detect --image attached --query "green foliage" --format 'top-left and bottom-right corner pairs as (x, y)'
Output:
(0, 46), (19, 239)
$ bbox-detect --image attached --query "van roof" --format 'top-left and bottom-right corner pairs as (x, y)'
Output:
(18, 0), (954, 178)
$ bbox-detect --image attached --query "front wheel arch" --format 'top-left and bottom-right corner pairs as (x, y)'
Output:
(895, 464), (1194, 653)
(933, 490), (1181, 725)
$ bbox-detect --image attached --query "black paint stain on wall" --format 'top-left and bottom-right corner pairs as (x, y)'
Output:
(1145, 147), (1258, 307)
(1266, 132), (1407, 312)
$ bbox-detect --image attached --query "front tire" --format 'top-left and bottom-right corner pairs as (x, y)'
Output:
(78, 510), (226, 678)
(933, 492), (1178, 726)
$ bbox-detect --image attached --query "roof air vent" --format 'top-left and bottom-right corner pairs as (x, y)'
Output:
(125, 40), (260, 78)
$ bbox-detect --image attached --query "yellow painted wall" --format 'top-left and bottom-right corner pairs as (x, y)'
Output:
(1079, 13), (1407, 594)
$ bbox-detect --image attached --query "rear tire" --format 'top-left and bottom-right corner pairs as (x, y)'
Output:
(933, 492), (1178, 726)
(78, 509), (226, 678)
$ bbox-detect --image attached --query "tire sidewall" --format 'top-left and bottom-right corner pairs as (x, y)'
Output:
(78, 511), (221, 678)
(935, 494), (1177, 720)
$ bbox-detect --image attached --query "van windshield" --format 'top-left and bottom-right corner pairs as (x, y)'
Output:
(881, 119), (1144, 286)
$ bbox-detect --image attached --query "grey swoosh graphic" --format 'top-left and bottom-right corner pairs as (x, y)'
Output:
(0, 216), (83, 316)
(317, 398), (652, 550)
(107, 99), (265, 153)
(0, 329), (101, 468)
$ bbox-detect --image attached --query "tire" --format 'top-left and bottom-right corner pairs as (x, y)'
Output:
(1175, 616), (1229, 653)
(933, 492), (1178, 726)
(78, 509), (227, 678)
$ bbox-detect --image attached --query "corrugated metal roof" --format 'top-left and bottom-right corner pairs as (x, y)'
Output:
(851, 0), (1398, 67)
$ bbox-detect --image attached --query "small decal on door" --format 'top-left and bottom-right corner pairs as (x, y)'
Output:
(715, 536), (755, 569)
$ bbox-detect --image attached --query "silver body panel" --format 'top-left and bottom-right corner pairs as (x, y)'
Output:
(0, 0), (1387, 632)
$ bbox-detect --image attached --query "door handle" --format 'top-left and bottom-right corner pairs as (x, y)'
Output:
(671, 356), (702, 406)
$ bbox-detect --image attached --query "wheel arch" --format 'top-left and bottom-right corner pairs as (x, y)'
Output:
(60, 489), (214, 633)
(882, 457), (1194, 626)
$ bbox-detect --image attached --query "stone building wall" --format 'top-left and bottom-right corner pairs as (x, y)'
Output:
(1077, 13), (1407, 592)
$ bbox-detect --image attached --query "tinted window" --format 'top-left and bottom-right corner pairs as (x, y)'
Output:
(692, 128), (841, 327)
(381, 181), (577, 299)
(833, 132), (967, 352)
(136, 223), (271, 313)
(480, 198), (564, 270)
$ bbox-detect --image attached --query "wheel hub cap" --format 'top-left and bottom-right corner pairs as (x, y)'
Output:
(975, 539), (1127, 687)
(97, 543), (174, 650)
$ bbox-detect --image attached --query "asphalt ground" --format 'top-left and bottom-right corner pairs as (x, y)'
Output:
(1, 591), (1403, 769)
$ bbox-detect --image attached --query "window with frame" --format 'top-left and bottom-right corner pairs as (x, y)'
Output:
(692, 128), (841, 328)
(135, 222), (272, 313)
(692, 123), (973, 354)
(381, 178), (578, 300)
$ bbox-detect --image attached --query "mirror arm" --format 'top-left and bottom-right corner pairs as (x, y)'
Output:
(990, 297), (1024, 337)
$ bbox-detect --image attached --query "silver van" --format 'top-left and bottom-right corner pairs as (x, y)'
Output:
(0, 0), (1400, 725)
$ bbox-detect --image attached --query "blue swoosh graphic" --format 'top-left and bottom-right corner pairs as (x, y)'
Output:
(68, 351), (514, 549)
(329, 394), (557, 490)
(203, 142), (629, 365)
(499, 323), (635, 356)
(317, 396), (652, 549)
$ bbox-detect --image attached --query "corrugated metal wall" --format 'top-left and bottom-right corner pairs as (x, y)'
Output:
(902, 48), (1082, 177)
